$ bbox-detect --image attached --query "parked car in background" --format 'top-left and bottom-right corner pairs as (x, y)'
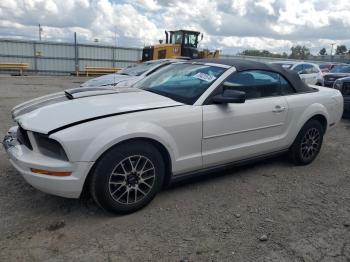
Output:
(323, 64), (350, 87)
(333, 77), (350, 118)
(271, 62), (323, 85)
(3, 59), (343, 214)
(80, 59), (184, 88)
(319, 63), (337, 74)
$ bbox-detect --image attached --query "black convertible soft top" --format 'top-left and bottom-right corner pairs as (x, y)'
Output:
(191, 58), (314, 93)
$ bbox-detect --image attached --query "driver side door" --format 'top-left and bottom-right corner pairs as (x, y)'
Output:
(201, 70), (289, 168)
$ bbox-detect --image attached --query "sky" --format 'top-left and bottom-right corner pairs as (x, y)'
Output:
(1, 0), (350, 55)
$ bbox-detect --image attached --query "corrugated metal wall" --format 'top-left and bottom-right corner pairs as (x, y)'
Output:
(2, 38), (347, 75)
(0, 39), (142, 74)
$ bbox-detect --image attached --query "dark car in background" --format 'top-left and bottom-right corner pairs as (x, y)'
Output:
(324, 64), (350, 87)
(319, 63), (337, 74)
(333, 77), (350, 118)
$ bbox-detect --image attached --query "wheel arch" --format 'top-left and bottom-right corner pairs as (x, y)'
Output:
(289, 111), (328, 148)
(82, 137), (173, 196)
(296, 102), (329, 133)
(308, 114), (327, 134)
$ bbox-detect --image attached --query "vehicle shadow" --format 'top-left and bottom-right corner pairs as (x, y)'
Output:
(0, 153), (291, 220)
(66, 155), (292, 216)
(166, 154), (289, 191)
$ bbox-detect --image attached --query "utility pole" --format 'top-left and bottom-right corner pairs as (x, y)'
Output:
(38, 24), (43, 41)
(113, 30), (117, 69)
(330, 43), (335, 62)
(74, 32), (79, 76)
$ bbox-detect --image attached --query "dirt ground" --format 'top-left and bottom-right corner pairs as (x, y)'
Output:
(0, 75), (349, 262)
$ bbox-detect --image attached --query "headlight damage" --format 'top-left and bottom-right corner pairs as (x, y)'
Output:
(17, 126), (33, 150)
(33, 132), (69, 161)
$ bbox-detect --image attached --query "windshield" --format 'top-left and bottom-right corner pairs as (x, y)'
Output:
(184, 33), (198, 47)
(134, 63), (226, 104)
(319, 64), (332, 69)
(118, 61), (163, 76)
(330, 65), (350, 73)
(273, 63), (293, 69)
(170, 31), (183, 44)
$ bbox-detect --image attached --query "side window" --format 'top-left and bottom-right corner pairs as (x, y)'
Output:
(279, 75), (296, 95)
(303, 64), (313, 74)
(311, 65), (320, 73)
(224, 70), (281, 99)
(293, 64), (304, 73)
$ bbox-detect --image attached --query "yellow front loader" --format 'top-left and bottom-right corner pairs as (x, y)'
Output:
(142, 30), (219, 61)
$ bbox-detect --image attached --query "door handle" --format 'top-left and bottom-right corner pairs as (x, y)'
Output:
(272, 105), (286, 113)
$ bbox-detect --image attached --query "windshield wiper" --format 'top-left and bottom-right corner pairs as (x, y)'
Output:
(142, 88), (185, 104)
(143, 88), (162, 96)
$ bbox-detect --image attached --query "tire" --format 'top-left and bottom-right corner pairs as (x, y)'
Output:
(89, 140), (165, 214)
(289, 119), (324, 165)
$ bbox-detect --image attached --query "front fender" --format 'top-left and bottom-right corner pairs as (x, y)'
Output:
(84, 121), (178, 164)
(52, 119), (178, 167)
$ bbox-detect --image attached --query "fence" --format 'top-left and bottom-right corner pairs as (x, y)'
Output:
(0, 39), (142, 75)
(1, 38), (350, 75)
(220, 54), (350, 64)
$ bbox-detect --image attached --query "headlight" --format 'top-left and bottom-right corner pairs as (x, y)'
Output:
(34, 133), (69, 161)
(333, 81), (342, 90)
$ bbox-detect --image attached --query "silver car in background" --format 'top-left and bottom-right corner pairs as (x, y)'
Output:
(80, 59), (184, 88)
(271, 61), (323, 85)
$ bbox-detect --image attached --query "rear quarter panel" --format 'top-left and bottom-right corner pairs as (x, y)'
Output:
(283, 86), (343, 146)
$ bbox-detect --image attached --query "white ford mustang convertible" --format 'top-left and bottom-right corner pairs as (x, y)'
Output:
(3, 59), (344, 214)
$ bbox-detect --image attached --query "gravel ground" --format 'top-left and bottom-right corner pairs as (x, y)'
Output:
(0, 75), (349, 262)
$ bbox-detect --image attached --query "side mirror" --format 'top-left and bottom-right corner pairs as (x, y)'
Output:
(298, 70), (307, 74)
(212, 87), (246, 104)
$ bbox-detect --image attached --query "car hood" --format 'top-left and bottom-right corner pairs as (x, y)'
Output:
(335, 76), (350, 82)
(80, 74), (140, 87)
(324, 73), (350, 81)
(12, 87), (183, 134)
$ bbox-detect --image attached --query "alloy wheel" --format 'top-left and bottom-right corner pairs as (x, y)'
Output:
(108, 155), (155, 205)
(300, 127), (321, 161)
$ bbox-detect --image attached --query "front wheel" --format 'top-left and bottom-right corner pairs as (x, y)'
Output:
(89, 141), (165, 214)
(289, 120), (324, 165)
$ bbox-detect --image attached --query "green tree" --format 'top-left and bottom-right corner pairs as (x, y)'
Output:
(289, 45), (310, 59)
(319, 48), (327, 55)
(241, 49), (266, 56)
(335, 45), (347, 55)
(240, 49), (287, 58)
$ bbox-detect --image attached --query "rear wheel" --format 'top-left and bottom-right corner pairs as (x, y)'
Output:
(89, 141), (165, 214)
(289, 120), (324, 165)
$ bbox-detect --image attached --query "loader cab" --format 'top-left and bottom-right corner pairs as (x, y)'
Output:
(142, 30), (202, 61)
(167, 30), (200, 59)
(168, 30), (200, 48)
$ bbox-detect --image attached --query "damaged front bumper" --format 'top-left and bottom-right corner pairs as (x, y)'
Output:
(2, 126), (94, 198)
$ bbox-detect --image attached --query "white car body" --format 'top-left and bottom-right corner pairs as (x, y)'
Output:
(80, 59), (183, 88)
(271, 61), (323, 85)
(3, 60), (344, 202)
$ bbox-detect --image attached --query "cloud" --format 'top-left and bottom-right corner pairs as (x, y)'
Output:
(0, 0), (350, 54)
(218, 36), (293, 52)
